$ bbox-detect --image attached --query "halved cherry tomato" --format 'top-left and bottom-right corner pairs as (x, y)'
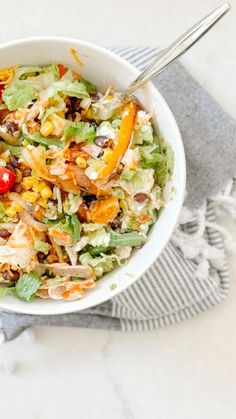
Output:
(58, 64), (68, 78)
(0, 167), (16, 193)
(88, 195), (119, 224)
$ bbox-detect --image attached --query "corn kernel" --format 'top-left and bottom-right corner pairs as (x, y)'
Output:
(1, 151), (10, 162)
(22, 191), (38, 203)
(56, 111), (65, 118)
(32, 181), (46, 193)
(21, 176), (38, 190)
(22, 140), (29, 147)
(5, 207), (16, 218)
(48, 98), (55, 106)
(0, 158), (6, 167)
(40, 186), (52, 199)
(15, 169), (22, 184)
(15, 110), (24, 120)
(103, 149), (114, 162)
(85, 108), (93, 119)
(40, 121), (54, 137)
(11, 202), (24, 212)
(75, 156), (87, 169)
(38, 198), (48, 208)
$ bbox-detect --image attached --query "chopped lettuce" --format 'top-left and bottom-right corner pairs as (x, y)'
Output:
(49, 214), (80, 244)
(84, 231), (146, 257)
(48, 79), (89, 99)
(52, 217), (73, 234)
(0, 141), (23, 158)
(14, 66), (43, 80)
(80, 78), (97, 94)
(64, 121), (96, 143)
(41, 106), (58, 124)
(34, 240), (51, 255)
(139, 138), (174, 187)
(63, 193), (82, 215)
(109, 231), (146, 247)
(87, 228), (110, 247)
(85, 245), (112, 257)
(0, 287), (12, 297)
(133, 122), (153, 145)
(96, 121), (116, 140)
(24, 130), (64, 148)
(24, 72), (56, 91)
(48, 63), (60, 81)
(79, 252), (122, 277)
(60, 69), (74, 82)
(0, 202), (14, 222)
(120, 168), (155, 195)
(70, 213), (81, 244)
(111, 119), (121, 129)
(92, 94), (122, 120)
(15, 272), (42, 301)
(3, 82), (38, 111)
(82, 223), (103, 233)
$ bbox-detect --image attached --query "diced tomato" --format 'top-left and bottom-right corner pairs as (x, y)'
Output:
(58, 64), (68, 78)
(0, 167), (16, 193)
(0, 85), (4, 99)
(0, 108), (10, 124)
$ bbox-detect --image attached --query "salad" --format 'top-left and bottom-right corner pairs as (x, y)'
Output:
(0, 54), (173, 302)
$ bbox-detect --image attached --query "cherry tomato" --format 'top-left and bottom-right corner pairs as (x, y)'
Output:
(0, 167), (16, 193)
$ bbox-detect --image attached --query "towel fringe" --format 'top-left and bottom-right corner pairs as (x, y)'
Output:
(172, 180), (236, 281)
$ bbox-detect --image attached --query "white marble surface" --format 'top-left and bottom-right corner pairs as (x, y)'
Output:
(0, 1), (236, 418)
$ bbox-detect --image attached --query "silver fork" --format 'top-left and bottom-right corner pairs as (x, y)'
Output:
(125, 3), (230, 96)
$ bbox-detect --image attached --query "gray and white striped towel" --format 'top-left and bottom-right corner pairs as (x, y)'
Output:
(1, 47), (236, 342)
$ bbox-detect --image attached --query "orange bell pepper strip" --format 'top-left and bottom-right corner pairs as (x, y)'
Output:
(98, 101), (137, 179)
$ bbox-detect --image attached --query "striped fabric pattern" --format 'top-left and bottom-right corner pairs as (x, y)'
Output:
(112, 203), (229, 331)
(109, 48), (229, 331)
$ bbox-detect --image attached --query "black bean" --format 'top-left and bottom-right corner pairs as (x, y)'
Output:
(2, 270), (19, 282)
(22, 168), (32, 177)
(91, 94), (99, 103)
(83, 194), (97, 205)
(0, 229), (11, 239)
(2, 270), (12, 281)
(6, 163), (16, 173)
(65, 97), (81, 118)
(117, 163), (124, 174)
(110, 218), (122, 229)
(11, 270), (20, 282)
(11, 184), (23, 193)
(94, 136), (109, 148)
(98, 149), (104, 158)
(4, 121), (19, 135)
(134, 193), (149, 203)
(10, 155), (18, 168)
(37, 251), (45, 261)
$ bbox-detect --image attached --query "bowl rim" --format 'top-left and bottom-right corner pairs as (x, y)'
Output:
(0, 36), (186, 315)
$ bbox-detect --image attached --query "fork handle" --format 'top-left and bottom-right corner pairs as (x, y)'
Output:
(125, 3), (230, 96)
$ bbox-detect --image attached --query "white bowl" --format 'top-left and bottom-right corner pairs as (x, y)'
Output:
(0, 37), (186, 315)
